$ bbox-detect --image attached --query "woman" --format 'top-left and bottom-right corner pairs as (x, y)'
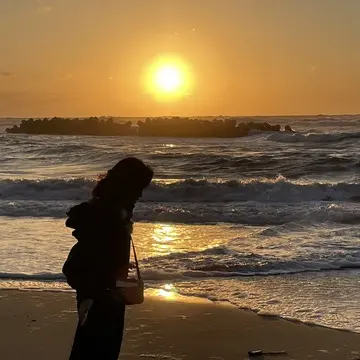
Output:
(63, 157), (153, 360)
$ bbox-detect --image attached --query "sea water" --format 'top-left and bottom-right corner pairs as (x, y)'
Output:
(1, 115), (360, 331)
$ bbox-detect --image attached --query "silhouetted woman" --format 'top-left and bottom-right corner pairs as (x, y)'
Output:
(63, 157), (153, 360)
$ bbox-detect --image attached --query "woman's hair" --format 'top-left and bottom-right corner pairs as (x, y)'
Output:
(92, 157), (153, 200)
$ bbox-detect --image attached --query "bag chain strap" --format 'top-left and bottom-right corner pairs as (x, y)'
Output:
(131, 238), (142, 281)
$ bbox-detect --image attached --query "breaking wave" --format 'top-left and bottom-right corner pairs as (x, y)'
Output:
(268, 131), (360, 143)
(1, 200), (360, 225)
(2, 245), (360, 282)
(1, 177), (360, 203)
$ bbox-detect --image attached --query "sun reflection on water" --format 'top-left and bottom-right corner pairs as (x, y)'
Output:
(152, 224), (179, 254)
(132, 222), (237, 259)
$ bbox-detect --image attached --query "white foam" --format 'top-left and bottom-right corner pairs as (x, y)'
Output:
(1, 177), (360, 204)
(268, 131), (360, 143)
(1, 199), (360, 227)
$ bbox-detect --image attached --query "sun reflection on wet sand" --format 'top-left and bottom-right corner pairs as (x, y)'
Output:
(147, 283), (178, 300)
(157, 289), (176, 299)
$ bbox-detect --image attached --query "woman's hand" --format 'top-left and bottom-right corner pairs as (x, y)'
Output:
(78, 298), (94, 326)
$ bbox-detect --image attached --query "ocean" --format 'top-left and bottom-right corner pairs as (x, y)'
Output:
(1, 115), (360, 331)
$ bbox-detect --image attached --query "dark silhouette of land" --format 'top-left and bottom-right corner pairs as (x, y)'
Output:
(6, 117), (294, 137)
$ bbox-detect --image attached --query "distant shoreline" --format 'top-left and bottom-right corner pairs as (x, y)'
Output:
(1, 114), (359, 120)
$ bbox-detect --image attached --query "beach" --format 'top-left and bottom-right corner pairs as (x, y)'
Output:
(1, 290), (360, 360)
(3, 0), (360, 357)
(1, 118), (360, 338)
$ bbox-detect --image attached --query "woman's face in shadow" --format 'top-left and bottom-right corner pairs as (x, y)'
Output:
(113, 184), (143, 205)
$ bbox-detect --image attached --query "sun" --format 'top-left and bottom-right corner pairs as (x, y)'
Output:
(144, 54), (193, 101)
(154, 66), (182, 93)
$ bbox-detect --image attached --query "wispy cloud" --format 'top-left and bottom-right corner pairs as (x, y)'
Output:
(1, 71), (15, 77)
(38, 6), (52, 13)
(59, 73), (73, 82)
(36, 0), (53, 13)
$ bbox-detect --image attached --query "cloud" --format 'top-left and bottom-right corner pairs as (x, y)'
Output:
(36, 0), (53, 13)
(0, 91), (79, 110)
(1, 71), (15, 77)
(38, 6), (52, 13)
(59, 73), (73, 82)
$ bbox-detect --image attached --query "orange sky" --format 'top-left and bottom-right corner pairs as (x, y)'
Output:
(1, 0), (360, 117)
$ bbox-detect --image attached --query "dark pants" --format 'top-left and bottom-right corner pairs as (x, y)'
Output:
(69, 292), (125, 360)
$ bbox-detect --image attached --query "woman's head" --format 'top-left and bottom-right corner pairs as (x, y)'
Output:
(92, 157), (153, 204)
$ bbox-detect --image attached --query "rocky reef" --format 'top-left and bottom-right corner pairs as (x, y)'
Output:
(6, 117), (135, 136)
(6, 117), (294, 137)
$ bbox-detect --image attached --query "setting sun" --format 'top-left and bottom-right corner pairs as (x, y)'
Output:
(4, 2), (360, 359)
(144, 54), (193, 101)
(154, 66), (182, 93)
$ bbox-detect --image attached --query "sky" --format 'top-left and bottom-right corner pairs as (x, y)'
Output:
(1, 0), (360, 117)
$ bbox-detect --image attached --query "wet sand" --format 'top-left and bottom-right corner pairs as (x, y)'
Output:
(0, 290), (359, 360)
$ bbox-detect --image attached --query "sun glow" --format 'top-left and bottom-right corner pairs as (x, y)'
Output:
(154, 66), (182, 92)
(144, 54), (193, 101)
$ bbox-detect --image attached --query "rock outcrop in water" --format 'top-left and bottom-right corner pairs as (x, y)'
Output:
(6, 116), (293, 137)
(6, 117), (136, 136)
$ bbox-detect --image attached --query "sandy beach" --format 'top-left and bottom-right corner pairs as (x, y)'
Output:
(0, 290), (359, 360)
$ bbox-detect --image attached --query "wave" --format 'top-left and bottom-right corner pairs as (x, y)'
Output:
(2, 252), (360, 283)
(0, 178), (94, 201)
(1, 177), (360, 203)
(268, 131), (360, 144)
(2, 133), (360, 181)
(120, 153), (360, 180)
(138, 246), (360, 279)
(1, 200), (360, 225)
(0, 272), (65, 281)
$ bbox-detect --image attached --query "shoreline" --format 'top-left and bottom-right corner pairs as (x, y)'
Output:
(0, 284), (358, 335)
(1, 290), (360, 359)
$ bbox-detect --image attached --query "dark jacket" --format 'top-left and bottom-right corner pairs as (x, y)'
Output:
(62, 199), (133, 300)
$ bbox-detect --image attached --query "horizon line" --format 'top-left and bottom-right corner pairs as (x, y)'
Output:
(1, 113), (360, 120)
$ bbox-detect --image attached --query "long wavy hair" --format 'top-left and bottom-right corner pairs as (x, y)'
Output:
(92, 157), (153, 202)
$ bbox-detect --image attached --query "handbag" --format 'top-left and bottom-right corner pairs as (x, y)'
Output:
(114, 238), (144, 305)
